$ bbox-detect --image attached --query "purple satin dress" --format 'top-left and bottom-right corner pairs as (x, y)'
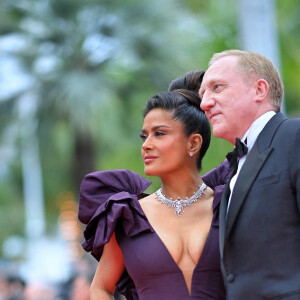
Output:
(79, 165), (229, 300)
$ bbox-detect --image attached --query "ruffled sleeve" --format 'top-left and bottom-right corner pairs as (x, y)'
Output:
(202, 159), (230, 189)
(202, 160), (230, 227)
(78, 169), (152, 261)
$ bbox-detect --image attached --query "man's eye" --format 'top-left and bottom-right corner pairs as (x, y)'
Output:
(214, 84), (221, 91)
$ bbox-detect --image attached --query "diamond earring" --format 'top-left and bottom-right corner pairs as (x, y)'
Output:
(189, 152), (193, 157)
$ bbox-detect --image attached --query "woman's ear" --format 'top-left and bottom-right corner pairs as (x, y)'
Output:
(188, 133), (202, 155)
(255, 79), (269, 102)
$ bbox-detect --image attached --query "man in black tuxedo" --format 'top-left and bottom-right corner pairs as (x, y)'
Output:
(199, 50), (300, 299)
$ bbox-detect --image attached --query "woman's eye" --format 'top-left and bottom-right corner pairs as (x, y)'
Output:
(139, 134), (147, 141)
(155, 131), (165, 137)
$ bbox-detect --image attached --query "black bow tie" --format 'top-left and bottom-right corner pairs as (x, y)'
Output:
(226, 138), (248, 171)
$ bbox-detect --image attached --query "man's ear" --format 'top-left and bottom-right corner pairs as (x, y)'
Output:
(188, 133), (203, 154)
(255, 79), (269, 102)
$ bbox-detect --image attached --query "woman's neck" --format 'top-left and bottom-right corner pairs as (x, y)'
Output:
(159, 170), (203, 200)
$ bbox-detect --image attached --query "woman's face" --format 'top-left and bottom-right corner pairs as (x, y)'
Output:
(141, 108), (190, 177)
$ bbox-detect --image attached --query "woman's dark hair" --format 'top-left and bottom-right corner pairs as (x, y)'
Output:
(143, 70), (211, 171)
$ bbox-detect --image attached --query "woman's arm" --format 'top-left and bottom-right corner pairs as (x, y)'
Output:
(90, 232), (125, 300)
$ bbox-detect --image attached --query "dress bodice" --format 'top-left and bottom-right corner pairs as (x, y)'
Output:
(79, 168), (228, 300)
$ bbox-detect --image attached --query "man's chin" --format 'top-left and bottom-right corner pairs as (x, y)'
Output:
(212, 127), (230, 140)
(212, 129), (236, 144)
(211, 126), (223, 138)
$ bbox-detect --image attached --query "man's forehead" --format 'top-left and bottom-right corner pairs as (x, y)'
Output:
(202, 67), (223, 84)
(208, 56), (238, 71)
(204, 57), (239, 80)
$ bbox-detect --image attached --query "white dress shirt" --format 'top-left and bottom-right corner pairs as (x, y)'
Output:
(227, 111), (276, 210)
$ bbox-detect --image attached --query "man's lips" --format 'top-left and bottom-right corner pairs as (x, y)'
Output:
(144, 155), (158, 164)
(208, 112), (220, 122)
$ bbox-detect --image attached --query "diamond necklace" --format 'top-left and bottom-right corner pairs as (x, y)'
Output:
(155, 182), (207, 216)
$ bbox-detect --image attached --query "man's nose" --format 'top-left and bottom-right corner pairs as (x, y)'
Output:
(200, 92), (213, 111)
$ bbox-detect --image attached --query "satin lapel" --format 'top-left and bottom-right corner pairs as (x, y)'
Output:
(219, 182), (230, 259)
(225, 112), (286, 239)
(225, 144), (272, 238)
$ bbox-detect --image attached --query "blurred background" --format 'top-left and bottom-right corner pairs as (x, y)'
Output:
(0, 0), (299, 299)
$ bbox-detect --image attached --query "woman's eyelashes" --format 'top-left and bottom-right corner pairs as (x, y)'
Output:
(139, 131), (166, 141)
(154, 131), (166, 137)
(139, 133), (147, 142)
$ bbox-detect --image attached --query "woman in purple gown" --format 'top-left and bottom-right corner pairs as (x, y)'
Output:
(78, 71), (229, 299)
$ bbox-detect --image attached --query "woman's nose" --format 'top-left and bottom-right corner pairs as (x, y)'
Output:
(142, 137), (153, 150)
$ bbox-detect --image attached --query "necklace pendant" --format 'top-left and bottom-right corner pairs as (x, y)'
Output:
(155, 182), (207, 216)
(174, 200), (184, 216)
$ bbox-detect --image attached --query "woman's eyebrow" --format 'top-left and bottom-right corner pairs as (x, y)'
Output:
(141, 125), (171, 132)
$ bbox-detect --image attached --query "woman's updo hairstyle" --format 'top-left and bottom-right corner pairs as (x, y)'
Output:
(143, 70), (211, 171)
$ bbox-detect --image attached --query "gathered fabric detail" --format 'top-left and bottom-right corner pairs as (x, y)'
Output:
(78, 169), (152, 261)
(202, 159), (230, 228)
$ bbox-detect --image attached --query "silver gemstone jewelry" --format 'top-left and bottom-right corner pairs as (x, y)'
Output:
(155, 182), (207, 216)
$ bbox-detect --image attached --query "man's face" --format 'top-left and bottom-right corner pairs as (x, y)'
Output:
(199, 56), (257, 144)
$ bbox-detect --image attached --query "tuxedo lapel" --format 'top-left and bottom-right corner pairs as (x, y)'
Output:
(225, 144), (272, 238)
(223, 113), (287, 244)
(219, 181), (230, 258)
